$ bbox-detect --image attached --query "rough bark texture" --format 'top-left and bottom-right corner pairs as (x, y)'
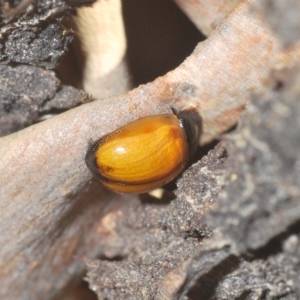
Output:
(180, 66), (300, 300)
(85, 144), (227, 300)
(0, 0), (92, 68)
(0, 64), (89, 135)
(0, 0), (300, 299)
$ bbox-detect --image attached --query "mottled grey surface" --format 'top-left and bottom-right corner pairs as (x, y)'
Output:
(0, 0), (93, 68)
(84, 145), (227, 300)
(178, 68), (300, 300)
(0, 65), (88, 136)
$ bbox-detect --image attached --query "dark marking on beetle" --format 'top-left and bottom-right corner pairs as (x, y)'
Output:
(168, 127), (182, 139)
(100, 165), (115, 173)
(143, 125), (156, 134)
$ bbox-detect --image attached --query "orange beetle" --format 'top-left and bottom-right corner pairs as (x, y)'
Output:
(85, 109), (201, 194)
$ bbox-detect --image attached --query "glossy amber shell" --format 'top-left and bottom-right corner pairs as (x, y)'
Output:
(86, 114), (189, 194)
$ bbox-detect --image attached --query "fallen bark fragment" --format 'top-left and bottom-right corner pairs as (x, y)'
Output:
(0, 0), (80, 68)
(172, 67), (300, 299)
(161, 144), (227, 237)
(85, 145), (227, 300)
(0, 65), (59, 135)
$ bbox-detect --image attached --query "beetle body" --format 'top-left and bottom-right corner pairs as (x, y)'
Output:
(85, 111), (201, 194)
